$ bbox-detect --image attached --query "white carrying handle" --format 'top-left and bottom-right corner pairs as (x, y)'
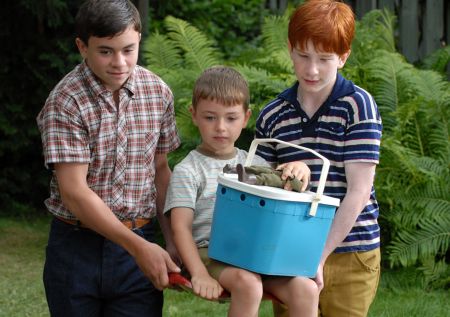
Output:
(245, 138), (330, 217)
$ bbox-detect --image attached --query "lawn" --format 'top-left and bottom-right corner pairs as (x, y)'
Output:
(0, 217), (448, 317)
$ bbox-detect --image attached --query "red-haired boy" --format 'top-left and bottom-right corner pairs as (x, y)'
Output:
(255, 1), (382, 316)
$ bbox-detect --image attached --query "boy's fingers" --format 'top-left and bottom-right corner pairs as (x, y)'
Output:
(301, 175), (310, 191)
(281, 168), (293, 180)
(301, 180), (308, 192)
(283, 182), (292, 191)
(165, 254), (181, 273)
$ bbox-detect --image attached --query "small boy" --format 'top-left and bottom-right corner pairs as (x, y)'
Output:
(164, 66), (318, 317)
(255, 1), (383, 316)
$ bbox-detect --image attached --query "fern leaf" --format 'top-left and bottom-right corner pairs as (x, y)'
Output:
(407, 69), (449, 103)
(394, 186), (450, 231)
(365, 51), (409, 131)
(420, 45), (450, 74)
(387, 217), (450, 267)
(234, 64), (292, 94)
(378, 137), (424, 182)
(418, 258), (450, 288)
(142, 31), (182, 70)
(164, 16), (221, 72)
(261, 15), (289, 52)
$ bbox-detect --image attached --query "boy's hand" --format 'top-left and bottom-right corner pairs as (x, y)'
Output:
(191, 273), (224, 300)
(134, 241), (181, 290)
(314, 261), (325, 292)
(276, 161), (311, 191)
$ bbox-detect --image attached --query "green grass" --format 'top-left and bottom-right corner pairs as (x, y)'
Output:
(0, 218), (50, 317)
(1, 217), (448, 317)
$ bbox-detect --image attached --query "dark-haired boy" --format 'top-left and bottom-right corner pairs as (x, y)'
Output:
(37, 0), (180, 315)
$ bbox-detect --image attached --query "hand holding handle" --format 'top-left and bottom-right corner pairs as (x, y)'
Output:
(245, 138), (330, 216)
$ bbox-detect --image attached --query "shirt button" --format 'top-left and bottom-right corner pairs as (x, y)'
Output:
(303, 118), (308, 123)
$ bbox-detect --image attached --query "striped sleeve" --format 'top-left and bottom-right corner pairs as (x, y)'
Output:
(164, 162), (198, 214)
(341, 85), (382, 163)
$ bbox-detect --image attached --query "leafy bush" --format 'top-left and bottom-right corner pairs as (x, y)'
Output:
(148, 0), (269, 60)
(0, 1), (80, 217)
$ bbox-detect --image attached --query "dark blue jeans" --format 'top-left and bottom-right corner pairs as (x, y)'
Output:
(43, 217), (163, 317)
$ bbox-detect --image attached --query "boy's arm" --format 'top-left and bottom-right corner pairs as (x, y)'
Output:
(170, 207), (224, 300)
(154, 153), (181, 265)
(314, 162), (375, 290)
(54, 162), (180, 290)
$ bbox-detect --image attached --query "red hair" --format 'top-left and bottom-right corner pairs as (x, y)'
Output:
(288, 0), (355, 57)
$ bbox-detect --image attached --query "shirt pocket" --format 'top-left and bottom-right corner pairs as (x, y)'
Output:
(318, 121), (346, 138)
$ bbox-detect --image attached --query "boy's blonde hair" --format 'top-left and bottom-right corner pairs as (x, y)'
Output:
(192, 66), (249, 110)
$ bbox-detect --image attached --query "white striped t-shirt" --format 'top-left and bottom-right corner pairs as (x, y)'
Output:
(164, 148), (268, 248)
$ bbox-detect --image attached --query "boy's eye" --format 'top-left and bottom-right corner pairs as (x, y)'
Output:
(319, 54), (334, 61)
(205, 116), (215, 121)
(227, 117), (238, 122)
(99, 50), (112, 55)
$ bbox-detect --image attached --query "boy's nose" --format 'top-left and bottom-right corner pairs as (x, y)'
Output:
(216, 119), (226, 131)
(112, 53), (126, 67)
(306, 61), (319, 75)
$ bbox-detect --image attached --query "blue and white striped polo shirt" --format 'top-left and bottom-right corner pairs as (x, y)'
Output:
(255, 74), (382, 253)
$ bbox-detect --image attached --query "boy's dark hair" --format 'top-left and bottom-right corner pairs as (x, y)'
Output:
(192, 66), (250, 111)
(75, 0), (141, 45)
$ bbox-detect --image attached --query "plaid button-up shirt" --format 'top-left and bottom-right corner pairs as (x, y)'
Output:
(37, 62), (180, 220)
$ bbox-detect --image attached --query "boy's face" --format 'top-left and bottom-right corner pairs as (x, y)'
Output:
(289, 40), (349, 98)
(191, 99), (251, 156)
(76, 27), (140, 92)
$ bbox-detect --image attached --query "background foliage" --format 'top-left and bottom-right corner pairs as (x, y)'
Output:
(0, 0), (80, 217)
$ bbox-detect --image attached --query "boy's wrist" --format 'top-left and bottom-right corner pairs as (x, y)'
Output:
(190, 268), (210, 279)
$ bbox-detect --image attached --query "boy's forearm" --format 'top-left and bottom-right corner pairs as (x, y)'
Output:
(320, 163), (375, 262)
(320, 196), (364, 262)
(154, 153), (174, 243)
(172, 225), (209, 277)
(60, 181), (148, 257)
(156, 210), (175, 246)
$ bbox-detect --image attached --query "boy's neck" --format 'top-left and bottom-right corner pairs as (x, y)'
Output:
(196, 145), (237, 160)
(297, 85), (333, 118)
(113, 90), (120, 106)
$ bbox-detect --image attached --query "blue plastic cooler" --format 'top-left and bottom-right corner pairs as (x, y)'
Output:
(208, 138), (340, 277)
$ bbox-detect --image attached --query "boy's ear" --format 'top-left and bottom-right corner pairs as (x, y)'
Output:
(287, 39), (293, 52)
(338, 50), (351, 69)
(75, 38), (88, 59)
(243, 109), (252, 126)
(189, 105), (198, 126)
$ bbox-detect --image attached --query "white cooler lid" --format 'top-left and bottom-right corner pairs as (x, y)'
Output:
(218, 173), (340, 207)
